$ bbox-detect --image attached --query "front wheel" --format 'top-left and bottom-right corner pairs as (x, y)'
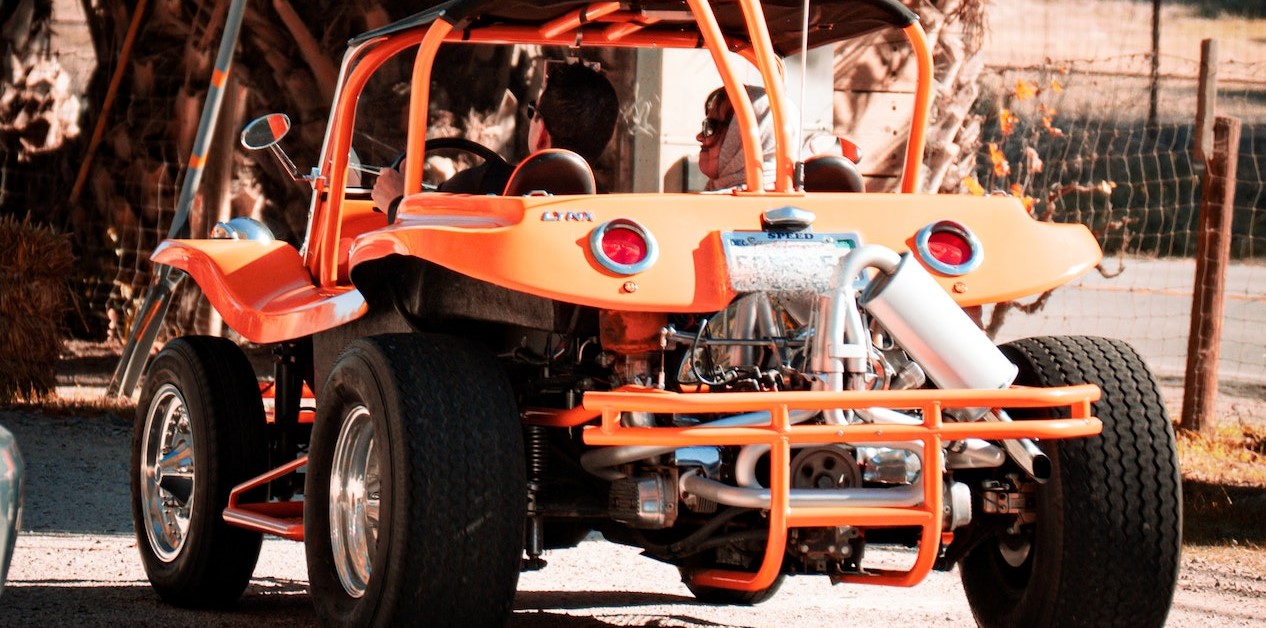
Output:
(959, 335), (1181, 627)
(305, 334), (525, 627)
(130, 336), (267, 608)
(677, 524), (785, 605)
(681, 574), (783, 606)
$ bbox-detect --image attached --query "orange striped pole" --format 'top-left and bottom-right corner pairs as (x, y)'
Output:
(109, 0), (251, 397)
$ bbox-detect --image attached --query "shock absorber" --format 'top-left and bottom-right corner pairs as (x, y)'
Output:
(524, 424), (548, 570)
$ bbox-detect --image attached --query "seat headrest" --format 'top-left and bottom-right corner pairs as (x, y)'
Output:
(802, 154), (864, 193)
(502, 149), (596, 196)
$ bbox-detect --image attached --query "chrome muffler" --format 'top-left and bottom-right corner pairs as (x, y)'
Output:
(859, 251), (1018, 414)
(811, 244), (1046, 478)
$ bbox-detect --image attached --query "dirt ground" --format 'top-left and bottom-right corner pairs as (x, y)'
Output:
(1, 405), (1265, 627)
(0, 341), (1263, 626)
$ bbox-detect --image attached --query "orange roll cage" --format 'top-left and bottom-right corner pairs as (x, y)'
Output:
(305, 0), (934, 287)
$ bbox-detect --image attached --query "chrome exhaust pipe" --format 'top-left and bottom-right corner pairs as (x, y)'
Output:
(680, 471), (923, 510)
(579, 409), (820, 481)
(809, 245), (1017, 419)
(681, 472), (974, 531)
(987, 410), (1052, 482)
(860, 252), (1018, 419)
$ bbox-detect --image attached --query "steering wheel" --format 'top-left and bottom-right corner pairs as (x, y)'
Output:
(388, 137), (510, 171)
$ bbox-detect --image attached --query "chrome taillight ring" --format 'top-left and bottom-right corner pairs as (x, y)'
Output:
(914, 220), (983, 276)
(590, 218), (659, 275)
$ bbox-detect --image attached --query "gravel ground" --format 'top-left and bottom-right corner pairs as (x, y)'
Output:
(1, 390), (1265, 626)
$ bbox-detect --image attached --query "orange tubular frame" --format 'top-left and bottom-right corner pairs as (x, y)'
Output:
(541, 2), (622, 38)
(173, 2), (1111, 596)
(582, 385), (1102, 591)
(735, 0), (795, 191)
(901, 22), (933, 193)
(310, 31), (432, 286)
(224, 455), (309, 541)
(686, 0), (767, 193)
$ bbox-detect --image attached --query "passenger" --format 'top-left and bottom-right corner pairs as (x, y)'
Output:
(697, 85), (850, 193)
(372, 62), (619, 212)
(696, 85), (777, 192)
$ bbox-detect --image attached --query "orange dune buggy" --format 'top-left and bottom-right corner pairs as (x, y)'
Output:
(129, 0), (1181, 626)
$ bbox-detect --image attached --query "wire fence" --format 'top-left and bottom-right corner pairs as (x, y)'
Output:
(2, 0), (1263, 391)
(970, 1), (1266, 386)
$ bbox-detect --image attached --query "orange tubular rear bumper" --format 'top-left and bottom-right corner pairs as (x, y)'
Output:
(580, 384), (1102, 591)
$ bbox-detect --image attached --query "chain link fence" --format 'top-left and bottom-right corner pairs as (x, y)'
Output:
(969, 0), (1266, 386)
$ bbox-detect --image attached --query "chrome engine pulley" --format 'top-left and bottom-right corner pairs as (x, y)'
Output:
(790, 445), (862, 490)
(787, 446), (865, 575)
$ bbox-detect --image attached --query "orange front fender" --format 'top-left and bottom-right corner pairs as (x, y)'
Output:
(152, 239), (366, 343)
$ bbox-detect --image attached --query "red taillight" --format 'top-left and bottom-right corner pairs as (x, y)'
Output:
(601, 226), (648, 266)
(927, 230), (971, 266)
(914, 220), (982, 275)
(590, 219), (659, 275)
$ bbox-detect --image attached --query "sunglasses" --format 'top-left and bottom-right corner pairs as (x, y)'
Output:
(700, 116), (730, 140)
(525, 101), (543, 121)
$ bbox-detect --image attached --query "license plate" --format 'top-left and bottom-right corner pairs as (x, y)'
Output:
(722, 231), (862, 293)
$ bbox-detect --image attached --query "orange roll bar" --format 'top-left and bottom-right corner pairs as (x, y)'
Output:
(603, 17), (657, 41)
(540, 2), (622, 39)
(901, 22), (933, 193)
(735, 0), (795, 191)
(685, 0), (766, 193)
(311, 33), (426, 285)
(452, 24), (711, 49)
(405, 21), (453, 198)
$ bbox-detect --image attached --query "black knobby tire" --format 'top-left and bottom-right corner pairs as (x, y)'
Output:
(305, 334), (526, 628)
(959, 336), (1181, 627)
(678, 525), (785, 606)
(130, 336), (267, 608)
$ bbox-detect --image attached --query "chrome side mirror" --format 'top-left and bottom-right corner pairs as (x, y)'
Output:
(240, 113), (305, 181)
(240, 112), (290, 149)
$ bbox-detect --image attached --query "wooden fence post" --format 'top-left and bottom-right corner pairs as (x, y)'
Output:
(1180, 114), (1240, 434)
(1194, 39), (1217, 163)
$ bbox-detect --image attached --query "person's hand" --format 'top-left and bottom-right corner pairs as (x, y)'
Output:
(371, 162), (404, 211)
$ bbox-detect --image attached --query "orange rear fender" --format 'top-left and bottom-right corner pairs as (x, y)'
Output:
(349, 191), (1101, 311)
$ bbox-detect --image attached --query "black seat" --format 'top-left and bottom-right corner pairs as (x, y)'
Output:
(502, 149), (596, 196)
(802, 154), (864, 193)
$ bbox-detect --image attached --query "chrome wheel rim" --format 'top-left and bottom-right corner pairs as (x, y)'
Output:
(329, 404), (380, 599)
(140, 383), (196, 562)
(998, 534), (1033, 568)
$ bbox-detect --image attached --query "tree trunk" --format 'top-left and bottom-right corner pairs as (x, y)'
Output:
(64, 0), (552, 340)
(833, 0), (986, 193)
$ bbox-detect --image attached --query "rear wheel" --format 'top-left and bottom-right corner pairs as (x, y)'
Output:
(305, 334), (525, 627)
(959, 335), (1181, 627)
(131, 336), (267, 608)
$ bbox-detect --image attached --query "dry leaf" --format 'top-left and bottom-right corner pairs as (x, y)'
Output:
(1015, 78), (1038, 101)
(999, 108), (1019, 136)
(989, 142), (1011, 177)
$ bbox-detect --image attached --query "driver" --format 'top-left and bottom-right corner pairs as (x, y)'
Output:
(372, 62), (619, 212)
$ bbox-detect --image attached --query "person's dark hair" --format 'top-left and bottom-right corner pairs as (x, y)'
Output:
(535, 62), (619, 164)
